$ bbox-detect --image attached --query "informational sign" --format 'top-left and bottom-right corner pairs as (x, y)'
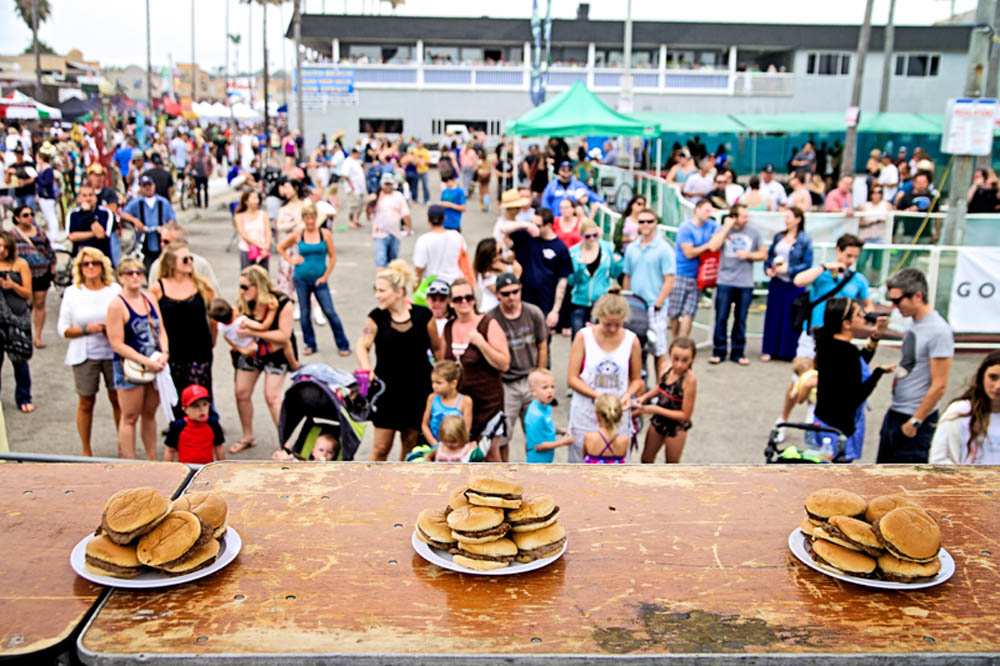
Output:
(947, 247), (1000, 333)
(845, 106), (860, 128)
(297, 66), (357, 108)
(941, 98), (997, 156)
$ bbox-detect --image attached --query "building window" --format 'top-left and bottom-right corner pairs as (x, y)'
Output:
(360, 118), (403, 134)
(345, 44), (413, 64)
(805, 51), (851, 76)
(894, 53), (940, 77)
(594, 48), (658, 69)
(665, 48), (727, 71)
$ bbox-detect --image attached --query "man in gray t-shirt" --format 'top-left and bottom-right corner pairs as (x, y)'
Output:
(877, 268), (954, 463)
(706, 205), (766, 364)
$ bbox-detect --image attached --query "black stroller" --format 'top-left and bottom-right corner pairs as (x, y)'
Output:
(276, 364), (385, 461)
(764, 422), (848, 464)
(622, 291), (657, 383)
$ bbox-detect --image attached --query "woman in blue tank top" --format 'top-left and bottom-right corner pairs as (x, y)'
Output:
(277, 202), (351, 357)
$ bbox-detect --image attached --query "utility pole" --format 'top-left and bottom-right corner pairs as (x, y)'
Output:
(31, 0), (40, 99)
(248, 2), (254, 107)
(976, 0), (1000, 169)
(263, 3), (271, 144)
(943, 0), (997, 246)
(618, 0), (633, 113)
(840, 0), (874, 181)
(146, 0), (153, 107)
(878, 0), (896, 113)
(294, 0), (306, 139)
(225, 0), (230, 99)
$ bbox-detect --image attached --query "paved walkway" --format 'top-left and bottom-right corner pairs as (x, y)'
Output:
(5, 176), (979, 463)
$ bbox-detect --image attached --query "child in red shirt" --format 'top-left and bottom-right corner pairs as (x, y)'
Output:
(164, 385), (225, 463)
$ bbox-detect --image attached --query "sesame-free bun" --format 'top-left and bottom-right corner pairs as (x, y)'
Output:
(827, 515), (884, 556)
(508, 495), (560, 532)
(172, 492), (228, 538)
(865, 494), (919, 525)
(804, 488), (867, 524)
(877, 552), (942, 582)
(85, 535), (142, 578)
(457, 538), (517, 559)
(416, 508), (456, 549)
(512, 522), (566, 563)
(811, 538), (877, 576)
(452, 554), (511, 571)
(100, 487), (171, 545)
(447, 506), (509, 544)
(811, 526), (862, 552)
(136, 511), (202, 568)
(444, 486), (471, 516)
(465, 477), (523, 509)
(876, 506), (941, 563)
(157, 538), (221, 574)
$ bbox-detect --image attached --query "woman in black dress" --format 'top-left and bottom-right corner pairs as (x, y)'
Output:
(356, 260), (441, 460)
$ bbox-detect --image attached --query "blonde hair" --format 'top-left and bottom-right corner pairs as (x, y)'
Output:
(300, 201), (317, 220)
(72, 247), (113, 287)
(438, 415), (468, 446)
(239, 265), (278, 315)
(155, 241), (214, 304)
(375, 259), (416, 295)
(528, 368), (553, 387)
(592, 293), (629, 322)
(432, 359), (462, 384)
(116, 257), (145, 283)
(580, 220), (599, 236)
(594, 394), (624, 429)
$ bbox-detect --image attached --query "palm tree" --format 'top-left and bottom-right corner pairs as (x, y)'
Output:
(13, 0), (51, 98)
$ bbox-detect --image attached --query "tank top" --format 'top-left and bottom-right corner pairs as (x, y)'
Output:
(157, 280), (211, 363)
(444, 316), (504, 432)
(650, 371), (688, 433)
(429, 394), (464, 440)
(294, 235), (327, 282)
(584, 430), (626, 464)
(237, 210), (268, 252)
(569, 326), (635, 437)
(115, 293), (160, 361)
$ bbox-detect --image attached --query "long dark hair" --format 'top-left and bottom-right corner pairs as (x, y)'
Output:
(474, 238), (498, 276)
(952, 350), (1000, 462)
(788, 205), (807, 233)
(819, 297), (856, 342)
(236, 189), (259, 214)
(623, 193), (646, 217)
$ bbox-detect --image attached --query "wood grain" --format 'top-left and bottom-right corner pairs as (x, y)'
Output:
(79, 462), (1000, 660)
(0, 462), (191, 657)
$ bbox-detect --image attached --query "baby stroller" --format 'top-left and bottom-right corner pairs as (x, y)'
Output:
(276, 364), (385, 461)
(622, 291), (657, 383)
(764, 422), (847, 464)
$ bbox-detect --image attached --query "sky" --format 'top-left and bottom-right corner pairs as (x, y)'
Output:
(0, 0), (980, 71)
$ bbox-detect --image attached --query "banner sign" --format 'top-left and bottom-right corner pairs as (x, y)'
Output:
(297, 66), (357, 108)
(948, 247), (1000, 333)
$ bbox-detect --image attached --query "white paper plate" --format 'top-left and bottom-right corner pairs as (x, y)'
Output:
(411, 530), (566, 576)
(788, 528), (954, 590)
(70, 527), (242, 589)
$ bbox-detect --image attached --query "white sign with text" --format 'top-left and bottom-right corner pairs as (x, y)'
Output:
(948, 248), (1000, 333)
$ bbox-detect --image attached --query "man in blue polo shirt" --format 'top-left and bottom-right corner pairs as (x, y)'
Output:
(623, 208), (675, 376)
(670, 198), (719, 341)
(793, 233), (872, 358)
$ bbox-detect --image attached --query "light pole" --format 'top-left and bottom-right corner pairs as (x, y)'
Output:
(146, 0), (153, 107)
(190, 0), (197, 99)
(840, 0), (874, 181)
(878, 0), (896, 113)
(618, 0), (633, 113)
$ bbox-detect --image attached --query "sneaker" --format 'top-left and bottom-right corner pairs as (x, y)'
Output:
(293, 307), (301, 321)
(313, 308), (326, 326)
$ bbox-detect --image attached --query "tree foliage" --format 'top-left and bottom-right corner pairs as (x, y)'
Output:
(12, 0), (52, 29)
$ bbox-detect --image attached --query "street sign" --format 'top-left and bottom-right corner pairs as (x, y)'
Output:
(296, 65), (358, 108)
(941, 97), (997, 156)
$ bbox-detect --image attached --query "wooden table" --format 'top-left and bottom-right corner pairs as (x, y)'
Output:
(0, 462), (191, 659)
(78, 462), (1000, 664)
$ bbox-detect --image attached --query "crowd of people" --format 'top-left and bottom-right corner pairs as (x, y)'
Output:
(1, 114), (998, 468)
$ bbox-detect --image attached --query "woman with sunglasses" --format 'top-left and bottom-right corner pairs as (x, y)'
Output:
(441, 278), (510, 460)
(0, 230), (35, 413)
(812, 297), (894, 462)
(150, 241), (216, 413)
(57, 248), (122, 456)
(11, 205), (55, 348)
(568, 221), (622, 340)
(356, 260), (439, 460)
(106, 257), (169, 459)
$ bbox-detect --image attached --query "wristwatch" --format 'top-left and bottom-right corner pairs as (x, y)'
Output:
(908, 417), (923, 429)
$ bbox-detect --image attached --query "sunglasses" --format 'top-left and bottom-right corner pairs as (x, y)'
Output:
(19, 212), (33, 218)
(120, 269), (144, 277)
(80, 260), (101, 268)
(583, 233), (599, 240)
(451, 294), (476, 303)
(888, 293), (912, 305)
(637, 218), (657, 225)
(239, 284), (251, 291)
(179, 255), (193, 264)
(499, 288), (521, 298)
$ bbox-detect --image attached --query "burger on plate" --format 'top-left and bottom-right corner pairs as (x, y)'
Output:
(465, 478), (523, 510)
(453, 538), (517, 571)
(865, 494), (919, 525)
(136, 510), (206, 570)
(816, 515), (884, 557)
(810, 538), (877, 577)
(172, 492), (228, 539)
(100, 487), (171, 545)
(157, 538), (221, 575)
(877, 552), (942, 583)
(875, 506), (940, 564)
(803, 488), (866, 526)
(447, 506), (509, 544)
(507, 495), (560, 533)
(513, 522), (566, 563)
(416, 508), (457, 550)
(444, 486), (470, 517)
(85, 535), (143, 578)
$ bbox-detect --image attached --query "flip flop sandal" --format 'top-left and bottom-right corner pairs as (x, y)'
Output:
(708, 357), (722, 365)
(228, 437), (255, 454)
(18, 403), (35, 413)
(736, 358), (751, 366)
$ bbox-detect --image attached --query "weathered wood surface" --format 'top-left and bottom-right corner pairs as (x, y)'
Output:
(79, 462), (1000, 661)
(0, 462), (191, 657)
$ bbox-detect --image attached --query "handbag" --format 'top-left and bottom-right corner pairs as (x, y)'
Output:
(0, 279), (32, 363)
(696, 250), (721, 290)
(124, 351), (161, 384)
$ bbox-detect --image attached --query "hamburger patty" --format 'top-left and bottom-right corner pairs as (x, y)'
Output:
(518, 536), (566, 560)
(158, 523), (214, 570)
(85, 555), (142, 576)
(456, 551), (514, 564)
(466, 491), (521, 500)
(823, 524), (882, 557)
(455, 522), (510, 538)
(511, 507), (559, 527)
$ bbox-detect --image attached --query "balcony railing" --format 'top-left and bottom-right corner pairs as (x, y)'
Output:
(316, 62), (794, 97)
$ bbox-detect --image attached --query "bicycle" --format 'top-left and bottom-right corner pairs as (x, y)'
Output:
(177, 170), (197, 211)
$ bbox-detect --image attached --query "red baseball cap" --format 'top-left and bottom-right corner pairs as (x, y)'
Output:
(181, 384), (211, 408)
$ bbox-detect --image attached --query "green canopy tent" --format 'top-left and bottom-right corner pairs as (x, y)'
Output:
(506, 81), (657, 137)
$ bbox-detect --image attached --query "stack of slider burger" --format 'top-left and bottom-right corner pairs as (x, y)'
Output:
(85, 487), (229, 579)
(415, 477), (567, 572)
(800, 488), (942, 583)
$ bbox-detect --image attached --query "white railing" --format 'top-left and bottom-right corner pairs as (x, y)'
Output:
(733, 72), (795, 97)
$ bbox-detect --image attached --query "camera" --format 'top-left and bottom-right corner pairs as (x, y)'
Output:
(863, 311), (881, 324)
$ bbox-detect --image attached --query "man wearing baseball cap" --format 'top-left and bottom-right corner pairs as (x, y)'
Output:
(370, 172), (411, 267)
(540, 159), (603, 214)
(121, 175), (177, 272)
(163, 385), (225, 464)
(758, 164), (787, 209)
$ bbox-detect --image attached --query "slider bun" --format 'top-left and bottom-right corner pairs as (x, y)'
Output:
(865, 494), (919, 525)
(812, 526), (861, 552)
(452, 554), (510, 571)
(512, 522), (566, 551)
(86, 534), (141, 568)
(828, 515), (883, 552)
(171, 493), (228, 532)
(136, 511), (201, 567)
(799, 518), (818, 538)
(507, 495), (556, 522)
(812, 539), (877, 576)
(101, 487), (171, 544)
(446, 505), (505, 532)
(877, 506), (941, 563)
(157, 538), (221, 574)
(804, 488), (867, 522)
(467, 477), (523, 497)
(877, 552), (941, 582)
(457, 538), (517, 558)
(416, 508), (456, 545)
(444, 486), (471, 515)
